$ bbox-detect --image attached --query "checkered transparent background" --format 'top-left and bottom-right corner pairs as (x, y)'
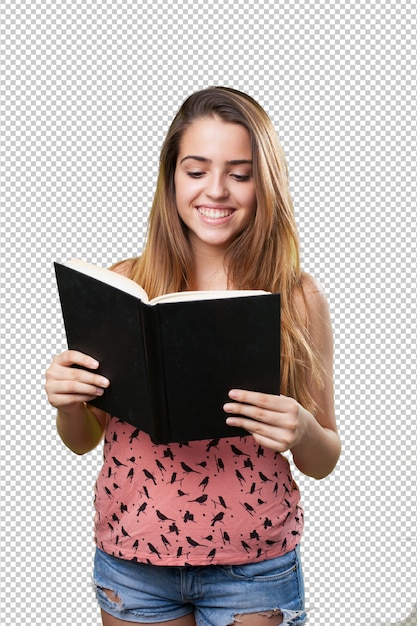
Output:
(1, 1), (416, 624)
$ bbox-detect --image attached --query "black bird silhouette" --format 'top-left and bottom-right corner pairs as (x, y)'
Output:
(143, 469), (157, 485)
(186, 536), (207, 547)
(112, 456), (128, 467)
(188, 494), (208, 505)
(210, 512), (225, 526)
(138, 485), (151, 499)
(156, 459), (166, 473)
(136, 502), (147, 516)
(147, 543), (161, 559)
(198, 476), (210, 490)
(207, 548), (217, 561)
(243, 458), (254, 470)
(259, 471), (272, 483)
(169, 522), (179, 535)
(221, 531), (231, 544)
(215, 457), (225, 471)
(129, 428), (140, 444)
(156, 510), (175, 522)
(241, 502), (255, 515)
(181, 462), (201, 474)
(231, 444), (249, 457)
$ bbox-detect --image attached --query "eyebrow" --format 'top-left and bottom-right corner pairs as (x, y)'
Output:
(180, 155), (253, 165)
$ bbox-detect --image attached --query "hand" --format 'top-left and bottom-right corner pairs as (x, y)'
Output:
(224, 389), (310, 453)
(45, 350), (110, 411)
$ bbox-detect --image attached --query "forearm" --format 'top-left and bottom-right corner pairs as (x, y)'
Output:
(291, 410), (341, 479)
(56, 403), (105, 455)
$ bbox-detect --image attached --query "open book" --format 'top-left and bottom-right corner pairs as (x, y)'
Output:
(54, 260), (281, 444)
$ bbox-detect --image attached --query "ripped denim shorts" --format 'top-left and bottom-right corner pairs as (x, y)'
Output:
(93, 545), (306, 625)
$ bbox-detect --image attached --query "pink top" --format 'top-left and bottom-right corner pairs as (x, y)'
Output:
(94, 416), (304, 565)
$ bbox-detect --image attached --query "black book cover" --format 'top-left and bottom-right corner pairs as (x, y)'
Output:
(54, 262), (280, 444)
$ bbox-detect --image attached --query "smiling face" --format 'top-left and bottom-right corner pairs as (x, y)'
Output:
(174, 116), (257, 255)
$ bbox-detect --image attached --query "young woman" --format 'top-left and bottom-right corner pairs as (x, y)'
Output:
(45, 87), (340, 626)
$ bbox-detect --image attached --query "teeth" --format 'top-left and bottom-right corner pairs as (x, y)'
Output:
(197, 207), (233, 219)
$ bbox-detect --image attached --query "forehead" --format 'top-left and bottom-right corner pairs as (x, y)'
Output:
(178, 116), (252, 158)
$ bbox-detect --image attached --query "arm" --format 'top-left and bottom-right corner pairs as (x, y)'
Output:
(224, 277), (341, 479)
(290, 278), (340, 477)
(46, 260), (134, 455)
(45, 350), (110, 455)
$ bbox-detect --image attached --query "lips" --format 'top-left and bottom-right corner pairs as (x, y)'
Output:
(197, 206), (234, 219)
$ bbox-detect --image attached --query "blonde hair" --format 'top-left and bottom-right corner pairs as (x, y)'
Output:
(123, 87), (323, 412)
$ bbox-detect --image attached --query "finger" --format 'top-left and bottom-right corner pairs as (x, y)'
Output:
(225, 415), (293, 452)
(227, 388), (289, 410)
(223, 400), (282, 426)
(45, 367), (109, 408)
(51, 377), (107, 397)
(46, 380), (106, 409)
(47, 352), (109, 388)
(54, 350), (100, 370)
(228, 389), (299, 415)
(53, 364), (110, 389)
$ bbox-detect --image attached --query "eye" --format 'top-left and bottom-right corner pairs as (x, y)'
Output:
(231, 174), (250, 182)
(186, 171), (205, 178)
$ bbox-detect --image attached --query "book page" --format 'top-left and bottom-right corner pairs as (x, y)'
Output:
(150, 289), (270, 304)
(64, 259), (149, 301)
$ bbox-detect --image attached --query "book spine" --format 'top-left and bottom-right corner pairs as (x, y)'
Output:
(142, 306), (171, 444)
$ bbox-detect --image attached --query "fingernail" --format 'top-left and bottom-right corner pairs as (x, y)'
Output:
(96, 387), (104, 395)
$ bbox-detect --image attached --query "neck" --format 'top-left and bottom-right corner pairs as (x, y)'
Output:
(190, 247), (230, 291)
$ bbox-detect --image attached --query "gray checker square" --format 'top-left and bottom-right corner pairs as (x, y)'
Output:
(1, 1), (415, 625)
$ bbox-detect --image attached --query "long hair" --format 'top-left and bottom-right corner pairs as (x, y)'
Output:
(124, 87), (323, 412)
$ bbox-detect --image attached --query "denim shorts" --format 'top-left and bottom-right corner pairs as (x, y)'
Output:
(93, 545), (306, 625)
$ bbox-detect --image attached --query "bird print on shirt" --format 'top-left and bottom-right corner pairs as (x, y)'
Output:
(94, 416), (303, 566)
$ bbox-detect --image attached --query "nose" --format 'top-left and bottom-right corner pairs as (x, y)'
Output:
(206, 173), (229, 199)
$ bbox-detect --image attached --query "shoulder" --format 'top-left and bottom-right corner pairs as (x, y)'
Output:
(301, 272), (332, 346)
(295, 272), (332, 333)
(299, 271), (324, 297)
(301, 272), (329, 308)
(109, 257), (140, 278)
